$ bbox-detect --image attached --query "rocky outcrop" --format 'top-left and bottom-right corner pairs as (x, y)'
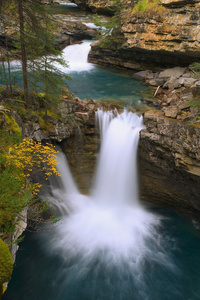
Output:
(0, 90), (96, 142)
(54, 20), (97, 49)
(139, 111), (200, 214)
(133, 66), (200, 123)
(89, 0), (200, 70)
(8, 209), (27, 262)
(20, 98), (95, 142)
(130, 66), (200, 213)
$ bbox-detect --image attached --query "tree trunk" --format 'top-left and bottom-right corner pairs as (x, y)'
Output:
(17, 0), (30, 107)
(1, 56), (8, 89)
(4, 27), (13, 95)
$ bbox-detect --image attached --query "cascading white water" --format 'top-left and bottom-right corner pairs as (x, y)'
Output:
(57, 1), (78, 6)
(95, 108), (114, 139)
(93, 109), (144, 207)
(45, 109), (174, 271)
(60, 40), (95, 72)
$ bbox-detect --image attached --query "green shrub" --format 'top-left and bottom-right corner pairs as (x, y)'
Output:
(189, 62), (200, 75)
(0, 238), (13, 298)
(133, 0), (164, 13)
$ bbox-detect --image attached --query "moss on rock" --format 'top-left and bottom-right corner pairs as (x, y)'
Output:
(4, 114), (21, 139)
(0, 238), (13, 298)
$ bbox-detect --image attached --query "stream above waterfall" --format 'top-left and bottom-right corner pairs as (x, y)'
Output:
(7, 40), (150, 106)
(63, 43), (150, 103)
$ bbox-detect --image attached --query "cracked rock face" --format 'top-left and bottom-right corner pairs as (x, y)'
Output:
(139, 111), (200, 214)
(122, 2), (200, 55)
(89, 0), (200, 70)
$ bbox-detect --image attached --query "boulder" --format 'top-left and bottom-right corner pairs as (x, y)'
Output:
(163, 75), (182, 89)
(133, 70), (154, 80)
(178, 77), (197, 88)
(148, 78), (165, 87)
(158, 67), (186, 79)
(163, 105), (179, 118)
(179, 88), (194, 101)
(177, 101), (190, 110)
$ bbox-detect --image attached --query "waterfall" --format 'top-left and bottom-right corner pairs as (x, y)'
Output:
(61, 40), (95, 72)
(93, 109), (144, 207)
(57, 1), (78, 7)
(44, 110), (171, 269)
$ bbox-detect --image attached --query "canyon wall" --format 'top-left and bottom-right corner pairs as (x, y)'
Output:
(139, 111), (200, 214)
(85, 0), (200, 70)
(8, 96), (200, 214)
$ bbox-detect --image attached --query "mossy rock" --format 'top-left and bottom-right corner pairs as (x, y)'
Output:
(0, 238), (13, 297)
(4, 114), (21, 139)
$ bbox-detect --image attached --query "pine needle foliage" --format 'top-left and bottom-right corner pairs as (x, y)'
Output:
(0, 0), (70, 111)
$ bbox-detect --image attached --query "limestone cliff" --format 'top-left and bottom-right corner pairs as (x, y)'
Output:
(88, 0), (200, 70)
(139, 111), (200, 214)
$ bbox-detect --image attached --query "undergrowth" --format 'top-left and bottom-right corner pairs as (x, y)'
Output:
(133, 0), (163, 12)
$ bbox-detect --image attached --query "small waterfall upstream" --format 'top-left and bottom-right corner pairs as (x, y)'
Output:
(61, 40), (95, 72)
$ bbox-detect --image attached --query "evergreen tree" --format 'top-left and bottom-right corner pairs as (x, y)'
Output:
(23, 1), (70, 117)
(0, 1), (16, 92)
(0, 0), (69, 111)
(17, 0), (29, 106)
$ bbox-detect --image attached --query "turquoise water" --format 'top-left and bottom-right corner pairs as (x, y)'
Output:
(67, 66), (150, 104)
(3, 205), (200, 300)
(4, 63), (150, 105)
(48, 3), (79, 15)
(1, 40), (150, 106)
